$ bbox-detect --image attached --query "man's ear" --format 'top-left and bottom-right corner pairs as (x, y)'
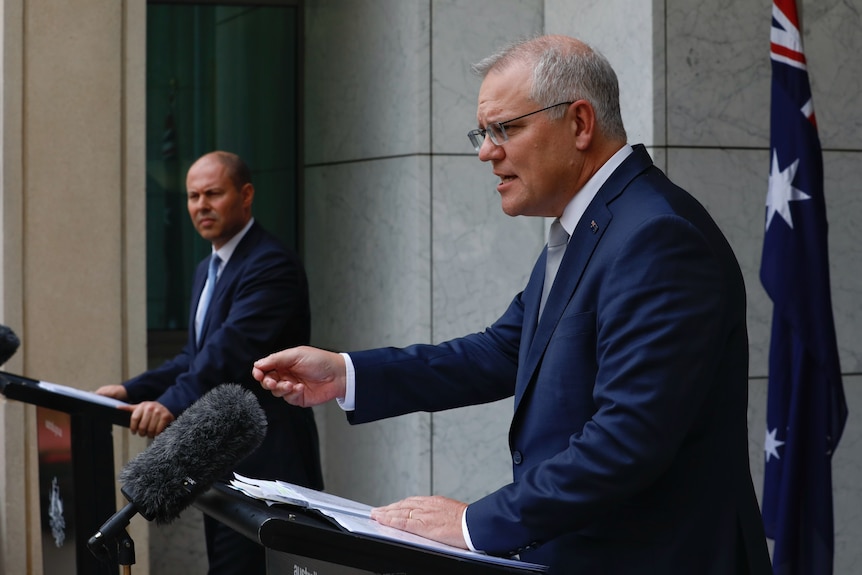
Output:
(241, 183), (255, 208)
(569, 99), (596, 151)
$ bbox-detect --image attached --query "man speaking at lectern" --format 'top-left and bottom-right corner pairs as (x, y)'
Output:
(98, 151), (322, 574)
(253, 36), (771, 574)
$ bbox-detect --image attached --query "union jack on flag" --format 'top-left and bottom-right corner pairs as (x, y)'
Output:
(760, 1), (848, 574)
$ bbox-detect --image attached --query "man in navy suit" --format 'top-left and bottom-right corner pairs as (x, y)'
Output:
(252, 36), (770, 574)
(98, 151), (322, 574)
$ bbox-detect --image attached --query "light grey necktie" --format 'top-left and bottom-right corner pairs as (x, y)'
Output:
(196, 254), (221, 344)
(539, 218), (569, 317)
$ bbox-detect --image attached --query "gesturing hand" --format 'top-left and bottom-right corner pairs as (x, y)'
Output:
(252, 345), (347, 408)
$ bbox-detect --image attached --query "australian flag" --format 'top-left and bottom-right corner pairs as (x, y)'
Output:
(760, 1), (848, 574)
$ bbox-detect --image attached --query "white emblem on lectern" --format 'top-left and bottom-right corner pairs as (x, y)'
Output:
(48, 476), (66, 547)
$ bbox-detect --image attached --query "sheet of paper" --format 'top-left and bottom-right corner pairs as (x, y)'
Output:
(275, 479), (373, 517)
(231, 474), (309, 508)
(230, 473), (547, 572)
(37, 381), (130, 409)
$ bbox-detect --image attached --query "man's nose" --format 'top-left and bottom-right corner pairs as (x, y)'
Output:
(478, 135), (503, 161)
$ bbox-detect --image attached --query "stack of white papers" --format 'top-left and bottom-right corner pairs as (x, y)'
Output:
(230, 473), (373, 518)
(228, 473), (547, 571)
(37, 381), (129, 408)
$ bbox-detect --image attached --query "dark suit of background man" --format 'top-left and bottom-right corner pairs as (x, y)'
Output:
(252, 35), (772, 574)
(98, 150), (323, 575)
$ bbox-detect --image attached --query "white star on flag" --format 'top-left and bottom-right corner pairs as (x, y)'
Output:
(765, 149), (811, 231)
(765, 427), (785, 463)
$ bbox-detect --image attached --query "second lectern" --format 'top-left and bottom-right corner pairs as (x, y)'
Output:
(0, 371), (131, 575)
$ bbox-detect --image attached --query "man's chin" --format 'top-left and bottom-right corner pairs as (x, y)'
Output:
(499, 199), (526, 217)
(195, 225), (216, 238)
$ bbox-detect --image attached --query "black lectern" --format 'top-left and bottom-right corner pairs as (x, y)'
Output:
(195, 483), (548, 575)
(0, 371), (131, 575)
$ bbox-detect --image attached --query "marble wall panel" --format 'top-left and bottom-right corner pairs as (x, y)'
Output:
(823, 151), (862, 373)
(149, 512), (207, 574)
(432, 400), (514, 503)
(832, 374), (862, 574)
(545, 0), (666, 147)
(431, 0), (543, 154)
(304, 157), (432, 352)
(798, 0), (862, 149)
(304, 0), (431, 165)
(666, 0), (771, 148)
(430, 155), (541, 341)
(666, 0), (862, 150)
(748, 376), (767, 504)
(322, 402), (432, 506)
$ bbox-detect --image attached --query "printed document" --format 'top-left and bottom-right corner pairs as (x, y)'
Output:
(230, 473), (547, 572)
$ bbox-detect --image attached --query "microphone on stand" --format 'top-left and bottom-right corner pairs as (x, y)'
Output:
(88, 383), (267, 562)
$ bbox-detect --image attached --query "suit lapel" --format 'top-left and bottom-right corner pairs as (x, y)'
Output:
(519, 246), (547, 359)
(514, 145), (655, 410)
(514, 203), (611, 409)
(197, 222), (262, 347)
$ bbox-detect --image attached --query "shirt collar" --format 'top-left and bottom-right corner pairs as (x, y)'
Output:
(212, 217), (254, 265)
(558, 144), (633, 236)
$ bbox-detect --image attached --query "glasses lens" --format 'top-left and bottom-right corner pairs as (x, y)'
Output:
(467, 129), (485, 152)
(487, 123), (506, 146)
(467, 123), (508, 152)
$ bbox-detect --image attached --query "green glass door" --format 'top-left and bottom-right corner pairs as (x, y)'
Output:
(146, 2), (301, 335)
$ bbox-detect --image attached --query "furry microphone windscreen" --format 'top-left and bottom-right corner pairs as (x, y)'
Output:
(119, 383), (267, 524)
(0, 325), (20, 365)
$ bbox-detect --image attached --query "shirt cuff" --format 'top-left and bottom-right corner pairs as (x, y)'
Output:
(335, 352), (356, 411)
(462, 506), (478, 552)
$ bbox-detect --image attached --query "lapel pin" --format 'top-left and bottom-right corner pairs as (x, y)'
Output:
(590, 220), (598, 233)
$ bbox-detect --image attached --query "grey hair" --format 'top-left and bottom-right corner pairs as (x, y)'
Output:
(472, 35), (627, 141)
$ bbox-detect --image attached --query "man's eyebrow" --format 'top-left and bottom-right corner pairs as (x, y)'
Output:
(188, 187), (225, 195)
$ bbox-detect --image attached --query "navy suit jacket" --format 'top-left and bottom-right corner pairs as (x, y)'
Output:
(348, 146), (771, 573)
(125, 221), (323, 489)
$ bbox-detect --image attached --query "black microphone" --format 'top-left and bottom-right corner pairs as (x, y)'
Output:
(0, 325), (20, 365)
(88, 383), (267, 560)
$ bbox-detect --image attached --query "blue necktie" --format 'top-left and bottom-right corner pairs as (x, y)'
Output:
(196, 254), (221, 344)
(539, 218), (569, 318)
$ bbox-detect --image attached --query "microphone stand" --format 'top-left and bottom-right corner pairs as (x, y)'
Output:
(116, 529), (136, 575)
(88, 501), (138, 574)
(88, 527), (136, 574)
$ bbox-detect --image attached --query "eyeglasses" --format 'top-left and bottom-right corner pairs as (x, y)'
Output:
(467, 102), (572, 152)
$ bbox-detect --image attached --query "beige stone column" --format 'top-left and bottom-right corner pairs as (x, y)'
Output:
(0, 1), (148, 573)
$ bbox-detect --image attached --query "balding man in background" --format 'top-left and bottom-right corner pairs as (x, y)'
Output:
(99, 151), (322, 574)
